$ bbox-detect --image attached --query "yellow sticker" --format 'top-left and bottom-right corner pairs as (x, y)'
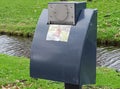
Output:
(46, 25), (71, 42)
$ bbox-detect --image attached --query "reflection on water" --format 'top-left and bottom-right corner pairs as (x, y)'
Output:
(0, 35), (32, 58)
(97, 47), (120, 71)
(0, 35), (120, 71)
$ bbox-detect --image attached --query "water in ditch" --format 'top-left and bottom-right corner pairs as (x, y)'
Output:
(0, 35), (120, 71)
(0, 35), (32, 58)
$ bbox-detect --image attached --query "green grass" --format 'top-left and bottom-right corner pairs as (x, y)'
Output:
(0, 0), (120, 45)
(0, 54), (63, 89)
(87, 0), (120, 46)
(0, 0), (59, 36)
(0, 54), (120, 89)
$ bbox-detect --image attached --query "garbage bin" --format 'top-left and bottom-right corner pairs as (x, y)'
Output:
(30, 1), (97, 89)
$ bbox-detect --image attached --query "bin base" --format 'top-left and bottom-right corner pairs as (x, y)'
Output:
(65, 83), (82, 89)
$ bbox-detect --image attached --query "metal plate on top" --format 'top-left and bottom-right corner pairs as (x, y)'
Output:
(55, 4), (68, 21)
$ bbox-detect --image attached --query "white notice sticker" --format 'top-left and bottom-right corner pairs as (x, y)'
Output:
(46, 25), (71, 42)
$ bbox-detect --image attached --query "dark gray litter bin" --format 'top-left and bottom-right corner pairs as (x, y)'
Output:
(30, 1), (97, 89)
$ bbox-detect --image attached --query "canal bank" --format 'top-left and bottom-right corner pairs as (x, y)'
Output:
(0, 0), (120, 46)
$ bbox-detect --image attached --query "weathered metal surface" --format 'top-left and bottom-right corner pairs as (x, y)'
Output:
(30, 8), (97, 85)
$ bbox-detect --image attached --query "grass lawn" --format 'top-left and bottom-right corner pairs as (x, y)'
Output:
(0, 0), (58, 36)
(0, 54), (120, 89)
(0, 0), (120, 45)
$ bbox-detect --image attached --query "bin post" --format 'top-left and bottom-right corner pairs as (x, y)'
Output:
(65, 83), (82, 89)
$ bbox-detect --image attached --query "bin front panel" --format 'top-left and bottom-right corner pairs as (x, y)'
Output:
(30, 9), (96, 85)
